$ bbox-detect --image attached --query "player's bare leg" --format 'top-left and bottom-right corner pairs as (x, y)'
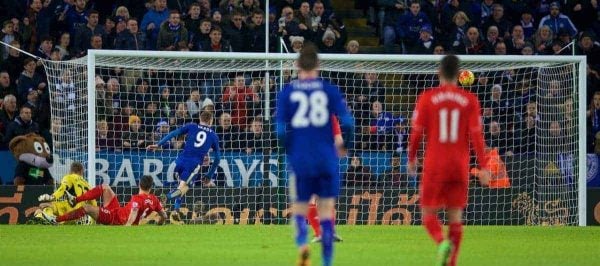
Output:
(317, 197), (336, 266)
(446, 208), (464, 266)
(292, 202), (310, 266)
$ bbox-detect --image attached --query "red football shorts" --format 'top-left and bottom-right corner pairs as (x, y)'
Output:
(97, 196), (123, 225)
(420, 175), (468, 209)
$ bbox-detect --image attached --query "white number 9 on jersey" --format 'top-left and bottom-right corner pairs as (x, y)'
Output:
(290, 91), (329, 128)
(194, 131), (207, 147)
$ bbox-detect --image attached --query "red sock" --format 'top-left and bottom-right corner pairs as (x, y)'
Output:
(448, 222), (463, 266)
(56, 207), (86, 223)
(307, 203), (320, 237)
(76, 185), (103, 203)
(331, 208), (336, 224)
(423, 214), (444, 244)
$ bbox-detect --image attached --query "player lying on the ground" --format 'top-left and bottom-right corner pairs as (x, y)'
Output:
(147, 111), (220, 219)
(408, 54), (491, 266)
(308, 115), (344, 243)
(33, 162), (97, 225)
(42, 175), (167, 226)
(276, 43), (355, 266)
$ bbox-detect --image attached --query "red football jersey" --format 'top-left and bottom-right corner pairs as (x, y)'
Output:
(408, 84), (487, 181)
(117, 193), (163, 225)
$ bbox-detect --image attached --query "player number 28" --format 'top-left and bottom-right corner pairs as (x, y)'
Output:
(290, 91), (329, 128)
(194, 131), (207, 147)
(439, 108), (459, 143)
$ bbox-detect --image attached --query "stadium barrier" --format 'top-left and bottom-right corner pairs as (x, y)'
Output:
(2, 184), (590, 225)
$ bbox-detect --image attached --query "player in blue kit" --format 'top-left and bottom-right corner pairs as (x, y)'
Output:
(276, 43), (355, 266)
(147, 111), (221, 217)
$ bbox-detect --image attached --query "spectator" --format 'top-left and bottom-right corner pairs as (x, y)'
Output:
(157, 86), (176, 117)
(216, 112), (242, 151)
(0, 94), (17, 147)
(170, 102), (192, 127)
(115, 18), (146, 50)
(3, 106), (40, 145)
(115, 6), (131, 21)
(517, 114), (536, 154)
(238, 0), (259, 18)
(538, 2), (578, 38)
(433, 44), (446, 54)
(22, 88), (40, 121)
(485, 120), (513, 156)
(506, 25), (527, 55)
(157, 10), (188, 51)
(222, 74), (259, 127)
(348, 72), (385, 123)
(141, 0), (169, 50)
(480, 0), (495, 24)
(346, 39), (359, 54)
(440, 0), (473, 35)
(0, 71), (16, 100)
(95, 119), (120, 151)
(122, 115), (146, 150)
(319, 29), (343, 53)
(366, 101), (396, 150)
(521, 42), (534, 55)
(48, 117), (71, 150)
(565, 0), (598, 31)
(379, 0), (406, 53)
(278, 6), (301, 47)
(0, 40), (25, 87)
(34, 36), (53, 60)
(494, 41), (507, 55)
(295, 1), (313, 32)
(344, 156), (372, 187)
(186, 90), (203, 118)
(73, 10), (103, 57)
(242, 117), (270, 154)
(380, 153), (406, 187)
(0, 20), (22, 60)
(191, 18), (212, 50)
(199, 26), (232, 51)
(106, 77), (123, 116)
(396, 1), (431, 53)
(487, 84), (512, 123)
(89, 34), (103, 51)
(533, 25), (554, 55)
(151, 120), (182, 150)
(125, 78), (151, 109)
(211, 10), (224, 27)
(223, 10), (248, 52)
(55, 32), (72, 60)
(65, 0), (89, 38)
(483, 25), (500, 54)
(246, 10), (266, 52)
(198, 0), (212, 19)
(17, 58), (45, 104)
(520, 11), (535, 39)
(184, 3), (202, 38)
(576, 32), (600, 72)
(481, 4), (512, 40)
(107, 16), (128, 49)
(446, 11), (470, 51)
(460, 26), (485, 55)
(142, 102), (162, 133)
(112, 101), (135, 133)
(588, 92), (600, 151)
(103, 16), (117, 48)
(409, 25), (435, 54)
(290, 35), (304, 53)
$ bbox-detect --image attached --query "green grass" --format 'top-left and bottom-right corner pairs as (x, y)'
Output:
(0, 226), (598, 265)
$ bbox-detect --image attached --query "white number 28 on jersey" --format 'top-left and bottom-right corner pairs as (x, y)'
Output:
(290, 91), (329, 128)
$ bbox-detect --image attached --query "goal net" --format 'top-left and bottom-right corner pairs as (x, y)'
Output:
(43, 51), (586, 226)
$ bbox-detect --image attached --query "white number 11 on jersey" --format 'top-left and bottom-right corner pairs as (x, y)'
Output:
(439, 108), (460, 143)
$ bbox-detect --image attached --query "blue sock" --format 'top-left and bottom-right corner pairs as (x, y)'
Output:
(320, 219), (334, 266)
(167, 188), (182, 200)
(173, 197), (182, 211)
(294, 214), (308, 248)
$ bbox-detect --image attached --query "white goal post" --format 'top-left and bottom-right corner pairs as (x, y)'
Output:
(44, 50), (586, 226)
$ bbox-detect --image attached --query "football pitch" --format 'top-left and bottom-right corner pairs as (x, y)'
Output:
(0, 225), (598, 265)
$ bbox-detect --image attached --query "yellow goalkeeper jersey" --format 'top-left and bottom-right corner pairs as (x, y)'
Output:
(52, 174), (97, 207)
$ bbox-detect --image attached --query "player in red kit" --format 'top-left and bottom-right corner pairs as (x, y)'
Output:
(43, 175), (168, 226)
(308, 115), (344, 243)
(407, 55), (490, 266)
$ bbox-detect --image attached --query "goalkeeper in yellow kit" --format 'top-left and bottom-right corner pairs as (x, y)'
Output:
(33, 162), (97, 224)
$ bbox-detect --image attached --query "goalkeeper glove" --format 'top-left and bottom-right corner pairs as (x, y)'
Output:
(38, 194), (55, 202)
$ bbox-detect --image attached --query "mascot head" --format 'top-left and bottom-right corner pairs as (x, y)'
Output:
(9, 133), (54, 169)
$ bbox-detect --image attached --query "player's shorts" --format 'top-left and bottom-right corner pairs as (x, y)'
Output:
(97, 196), (123, 225)
(289, 159), (340, 202)
(174, 157), (201, 184)
(420, 176), (468, 209)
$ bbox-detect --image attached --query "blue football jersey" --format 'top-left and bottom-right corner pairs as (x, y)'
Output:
(276, 78), (351, 161)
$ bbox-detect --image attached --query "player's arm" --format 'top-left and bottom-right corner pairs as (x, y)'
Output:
(124, 205), (139, 226)
(469, 95), (491, 184)
(331, 88), (355, 150)
(408, 94), (426, 176)
(147, 126), (186, 150)
(275, 88), (289, 147)
(39, 175), (70, 201)
(331, 115), (345, 155)
(156, 210), (168, 225)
